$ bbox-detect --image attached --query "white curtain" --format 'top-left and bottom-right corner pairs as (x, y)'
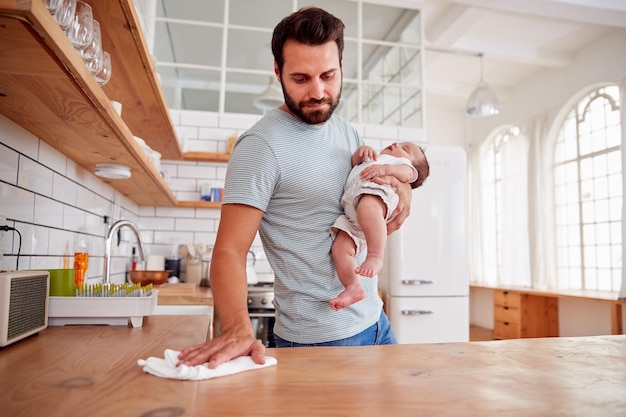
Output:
(467, 142), (486, 284)
(500, 135), (531, 286)
(619, 77), (626, 298)
(526, 114), (558, 289)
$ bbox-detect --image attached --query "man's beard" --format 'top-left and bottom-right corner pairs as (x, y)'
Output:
(283, 87), (342, 125)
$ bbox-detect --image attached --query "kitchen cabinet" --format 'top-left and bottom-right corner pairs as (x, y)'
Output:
(482, 284), (625, 339)
(0, 0), (181, 206)
(493, 290), (561, 339)
(493, 289), (558, 339)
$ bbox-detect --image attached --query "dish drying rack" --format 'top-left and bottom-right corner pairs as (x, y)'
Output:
(48, 283), (158, 328)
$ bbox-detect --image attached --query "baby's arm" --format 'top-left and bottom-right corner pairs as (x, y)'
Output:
(352, 145), (378, 167)
(360, 163), (414, 184)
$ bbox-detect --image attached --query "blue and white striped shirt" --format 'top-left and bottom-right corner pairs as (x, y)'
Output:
(223, 109), (383, 343)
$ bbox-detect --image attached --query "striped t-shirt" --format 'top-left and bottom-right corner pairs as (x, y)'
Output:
(223, 109), (383, 344)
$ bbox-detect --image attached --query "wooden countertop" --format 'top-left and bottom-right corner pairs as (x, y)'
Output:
(470, 283), (626, 303)
(155, 282), (214, 306)
(1, 316), (625, 417)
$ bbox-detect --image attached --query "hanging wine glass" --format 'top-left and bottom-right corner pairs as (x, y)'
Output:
(52, 0), (77, 31)
(66, 1), (94, 50)
(94, 51), (112, 86)
(45, 0), (64, 15)
(79, 19), (102, 61)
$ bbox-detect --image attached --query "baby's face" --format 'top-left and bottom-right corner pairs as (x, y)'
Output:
(381, 142), (421, 161)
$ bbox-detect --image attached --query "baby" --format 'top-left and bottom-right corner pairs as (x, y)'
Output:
(330, 142), (429, 310)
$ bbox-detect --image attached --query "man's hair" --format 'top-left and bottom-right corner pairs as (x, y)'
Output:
(272, 7), (345, 74)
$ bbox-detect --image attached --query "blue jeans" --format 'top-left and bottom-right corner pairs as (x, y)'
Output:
(274, 310), (397, 347)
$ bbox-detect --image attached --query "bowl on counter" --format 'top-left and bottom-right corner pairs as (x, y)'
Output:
(129, 270), (171, 286)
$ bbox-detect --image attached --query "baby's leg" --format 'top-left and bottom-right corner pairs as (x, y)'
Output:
(330, 230), (366, 310)
(354, 194), (387, 278)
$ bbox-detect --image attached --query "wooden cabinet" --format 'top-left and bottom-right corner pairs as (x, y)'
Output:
(493, 289), (558, 339)
(0, 0), (181, 206)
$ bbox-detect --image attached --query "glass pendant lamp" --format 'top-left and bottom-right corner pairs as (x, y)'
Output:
(254, 76), (284, 111)
(466, 53), (500, 116)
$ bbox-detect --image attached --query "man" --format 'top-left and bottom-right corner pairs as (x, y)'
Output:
(178, 7), (411, 368)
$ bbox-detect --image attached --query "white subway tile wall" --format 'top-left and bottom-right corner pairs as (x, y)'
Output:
(0, 110), (423, 284)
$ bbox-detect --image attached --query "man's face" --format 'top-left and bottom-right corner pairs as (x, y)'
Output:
(277, 40), (342, 125)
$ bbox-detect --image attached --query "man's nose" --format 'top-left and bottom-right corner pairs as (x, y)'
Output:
(308, 79), (325, 100)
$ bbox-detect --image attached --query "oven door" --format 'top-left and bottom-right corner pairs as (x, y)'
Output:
(249, 310), (276, 348)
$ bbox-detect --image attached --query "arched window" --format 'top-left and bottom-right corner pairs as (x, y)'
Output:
(553, 85), (622, 291)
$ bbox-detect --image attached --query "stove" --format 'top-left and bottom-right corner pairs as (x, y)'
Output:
(247, 282), (275, 310)
(247, 282), (275, 347)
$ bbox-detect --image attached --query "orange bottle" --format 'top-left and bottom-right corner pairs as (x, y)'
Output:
(74, 239), (89, 288)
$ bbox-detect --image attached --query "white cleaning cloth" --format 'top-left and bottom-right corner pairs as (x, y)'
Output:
(138, 349), (278, 380)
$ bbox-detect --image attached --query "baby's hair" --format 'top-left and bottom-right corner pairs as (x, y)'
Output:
(410, 146), (430, 189)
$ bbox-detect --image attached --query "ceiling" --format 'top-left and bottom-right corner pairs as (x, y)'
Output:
(151, 0), (626, 116)
(421, 0), (626, 112)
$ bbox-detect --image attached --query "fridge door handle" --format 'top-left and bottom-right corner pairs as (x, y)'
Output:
(401, 310), (434, 316)
(401, 279), (433, 285)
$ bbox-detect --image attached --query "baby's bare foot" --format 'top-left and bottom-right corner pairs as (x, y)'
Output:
(330, 286), (366, 310)
(354, 254), (384, 277)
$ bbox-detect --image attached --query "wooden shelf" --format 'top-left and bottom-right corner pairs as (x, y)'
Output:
(0, 0), (181, 206)
(182, 152), (230, 163)
(177, 201), (221, 208)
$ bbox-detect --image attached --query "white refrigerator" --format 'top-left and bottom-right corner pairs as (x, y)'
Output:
(386, 145), (469, 344)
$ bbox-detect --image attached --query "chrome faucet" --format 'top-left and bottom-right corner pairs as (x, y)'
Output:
(104, 220), (146, 284)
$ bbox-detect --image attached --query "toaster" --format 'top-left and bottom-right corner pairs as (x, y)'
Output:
(0, 270), (49, 347)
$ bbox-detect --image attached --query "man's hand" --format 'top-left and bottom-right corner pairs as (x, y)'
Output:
(371, 175), (412, 234)
(177, 329), (266, 369)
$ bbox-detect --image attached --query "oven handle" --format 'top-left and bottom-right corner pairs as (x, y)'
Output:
(248, 312), (275, 318)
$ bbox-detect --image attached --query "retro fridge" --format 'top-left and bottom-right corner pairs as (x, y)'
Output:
(386, 145), (469, 344)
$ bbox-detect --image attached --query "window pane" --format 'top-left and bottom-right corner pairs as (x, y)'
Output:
(227, 28), (274, 70)
(579, 133), (592, 156)
(229, 0), (292, 28)
(155, 22), (222, 67)
(581, 201), (594, 223)
(157, 0), (221, 22)
(607, 150), (621, 174)
(554, 85), (622, 291)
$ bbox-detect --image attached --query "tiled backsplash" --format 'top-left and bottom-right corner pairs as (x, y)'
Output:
(0, 110), (423, 284)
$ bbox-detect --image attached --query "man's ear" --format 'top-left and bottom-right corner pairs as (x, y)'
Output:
(274, 62), (280, 83)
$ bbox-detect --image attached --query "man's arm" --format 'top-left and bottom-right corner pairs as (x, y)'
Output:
(387, 180), (412, 234)
(367, 175), (412, 234)
(177, 203), (266, 368)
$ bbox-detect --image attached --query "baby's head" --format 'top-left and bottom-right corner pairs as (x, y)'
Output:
(381, 142), (429, 189)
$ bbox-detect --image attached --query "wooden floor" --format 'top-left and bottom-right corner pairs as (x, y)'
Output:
(469, 325), (494, 341)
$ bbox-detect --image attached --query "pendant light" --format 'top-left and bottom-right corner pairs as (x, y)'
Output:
(254, 76), (284, 111)
(466, 53), (500, 117)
